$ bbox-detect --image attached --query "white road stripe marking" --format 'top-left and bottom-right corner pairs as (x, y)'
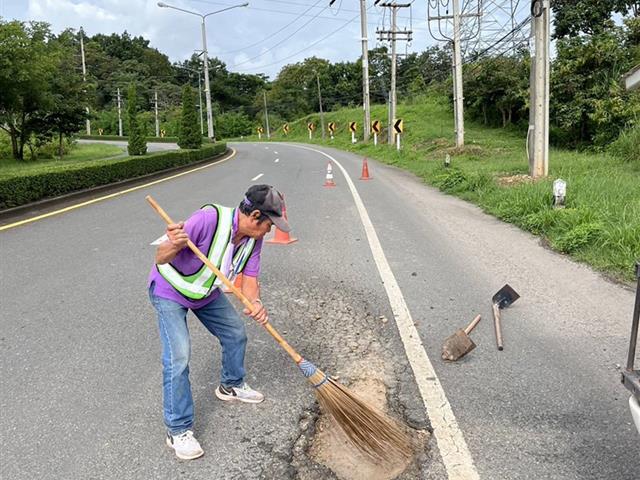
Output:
(0, 149), (237, 231)
(282, 143), (480, 480)
(274, 151), (278, 154)
(252, 173), (264, 181)
(274, 158), (279, 163)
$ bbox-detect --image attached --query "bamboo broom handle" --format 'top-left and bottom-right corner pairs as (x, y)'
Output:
(146, 195), (303, 364)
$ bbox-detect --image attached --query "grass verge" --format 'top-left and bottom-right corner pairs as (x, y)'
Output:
(232, 96), (639, 283)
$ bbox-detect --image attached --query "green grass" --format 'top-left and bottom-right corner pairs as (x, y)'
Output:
(0, 143), (125, 178)
(233, 96), (640, 283)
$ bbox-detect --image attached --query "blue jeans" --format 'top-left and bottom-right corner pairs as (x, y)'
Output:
(148, 284), (247, 435)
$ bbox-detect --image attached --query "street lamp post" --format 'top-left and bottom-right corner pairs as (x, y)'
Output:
(158, 1), (248, 141)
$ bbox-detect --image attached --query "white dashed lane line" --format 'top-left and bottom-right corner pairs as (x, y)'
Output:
(275, 158), (279, 163)
(251, 173), (264, 181)
(275, 143), (480, 480)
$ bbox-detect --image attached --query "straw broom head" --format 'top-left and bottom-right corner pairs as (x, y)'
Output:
(299, 360), (415, 463)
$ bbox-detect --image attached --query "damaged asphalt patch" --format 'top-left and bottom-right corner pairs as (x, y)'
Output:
(251, 279), (434, 479)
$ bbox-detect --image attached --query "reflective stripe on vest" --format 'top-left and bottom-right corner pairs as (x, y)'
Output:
(157, 205), (255, 300)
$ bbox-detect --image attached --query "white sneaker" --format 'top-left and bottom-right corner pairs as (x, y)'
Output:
(166, 430), (204, 460)
(215, 382), (265, 404)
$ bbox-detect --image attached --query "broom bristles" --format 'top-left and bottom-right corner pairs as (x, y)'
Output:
(302, 361), (414, 463)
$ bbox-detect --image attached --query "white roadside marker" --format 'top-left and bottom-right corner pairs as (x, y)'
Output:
(284, 143), (480, 480)
(252, 173), (264, 181)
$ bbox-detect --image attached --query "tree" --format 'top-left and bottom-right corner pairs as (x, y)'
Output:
(551, 0), (637, 39)
(215, 111), (253, 139)
(127, 84), (147, 155)
(45, 29), (88, 157)
(178, 85), (202, 149)
(0, 20), (57, 160)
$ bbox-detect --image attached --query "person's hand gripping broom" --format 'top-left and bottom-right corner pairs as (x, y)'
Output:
(146, 195), (414, 463)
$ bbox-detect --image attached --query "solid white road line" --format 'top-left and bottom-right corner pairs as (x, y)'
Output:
(252, 173), (264, 181)
(0, 149), (237, 232)
(281, 143), (480, 480)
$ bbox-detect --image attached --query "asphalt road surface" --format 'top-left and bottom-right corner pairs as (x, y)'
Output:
(1, 142), (638, 480)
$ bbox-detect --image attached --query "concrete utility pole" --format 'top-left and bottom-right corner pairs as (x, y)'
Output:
(116, 87), (123, 137)
(263, 91), (271, 139)
(79, 27), (91, 135)
(377, 2), (412, 144)
(452, 0), (464, 147)
(158, 2), (249, 141)
(316, 73), (326, 140)
(154, 90), (160, 137)
(197, 71), (204, 136)
(528, 0), (550, 177)
(359, 0), (371, 142)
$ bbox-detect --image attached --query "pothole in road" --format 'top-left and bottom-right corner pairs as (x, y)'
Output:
(291, 359), (430, 480)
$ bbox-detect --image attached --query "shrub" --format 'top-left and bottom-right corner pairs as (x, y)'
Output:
(0, 143), (226, 209)
(127, 84), (147, 156)
(609, 124), (640, 163)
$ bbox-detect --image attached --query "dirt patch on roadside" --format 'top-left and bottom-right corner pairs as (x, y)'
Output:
(496, 174), (544, 186)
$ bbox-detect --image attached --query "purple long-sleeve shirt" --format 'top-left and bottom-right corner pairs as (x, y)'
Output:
(148, 207), (262, 309)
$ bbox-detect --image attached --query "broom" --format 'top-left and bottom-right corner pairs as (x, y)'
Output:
(146, 195), (414, 463)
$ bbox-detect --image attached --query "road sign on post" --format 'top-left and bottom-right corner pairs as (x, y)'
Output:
(257, 126), (264, 140)
(371, 120), (381, 146)
(393, 118), (403, 151)
(307, 122), (315, 139)
(328, 122), (336, 140)
(283, 124), (290, 135)
(349, 121), (357, 144)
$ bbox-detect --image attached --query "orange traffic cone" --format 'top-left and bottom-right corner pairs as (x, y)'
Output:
(323, 162), (336, 187)
(223, 273), (243, 293)
(266, 197), (298, 245)
(360, 157), (372, 180)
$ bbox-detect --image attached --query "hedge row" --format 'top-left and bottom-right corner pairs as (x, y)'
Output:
(77, 135), (213, 144)
(0, 144), (227, 210)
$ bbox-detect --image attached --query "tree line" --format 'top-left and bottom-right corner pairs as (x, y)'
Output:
(1, 0), (638, 160)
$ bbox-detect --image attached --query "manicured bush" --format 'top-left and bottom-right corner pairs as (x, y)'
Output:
(127, 84), (147, 156)
(0, 143), (226, 209)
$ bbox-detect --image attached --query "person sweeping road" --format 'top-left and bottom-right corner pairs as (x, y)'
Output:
(147, 184), (291, 460)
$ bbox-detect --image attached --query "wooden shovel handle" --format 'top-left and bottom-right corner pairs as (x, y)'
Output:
(492, 303), (504, 351)
(146, 195), (303, 364)
(464, 315), (482, 335)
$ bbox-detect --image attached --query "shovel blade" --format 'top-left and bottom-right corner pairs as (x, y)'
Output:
(442, 329), (477, 361)
(492, 284), (520, 309)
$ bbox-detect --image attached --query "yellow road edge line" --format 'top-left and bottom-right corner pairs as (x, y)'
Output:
(0, 148), (237, 232)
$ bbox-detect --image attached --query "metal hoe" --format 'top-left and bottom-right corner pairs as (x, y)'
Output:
(491, 284), (520, 351)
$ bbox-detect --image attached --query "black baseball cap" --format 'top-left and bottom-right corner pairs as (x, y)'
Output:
(243, 184), (291, 232)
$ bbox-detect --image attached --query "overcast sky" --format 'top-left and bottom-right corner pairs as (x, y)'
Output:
(1, 0), (444, 79)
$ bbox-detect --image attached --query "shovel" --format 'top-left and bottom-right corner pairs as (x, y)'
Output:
(442, 314), (482, 361)
(492, 284), (520, 351)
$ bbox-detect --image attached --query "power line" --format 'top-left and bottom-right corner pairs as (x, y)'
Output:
(230, 2), (330, 67)
(216, 0), (325, 55)
(236, 9), (364, 73)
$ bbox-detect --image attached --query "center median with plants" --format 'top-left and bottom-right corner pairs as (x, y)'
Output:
(0, 142), (227, 210)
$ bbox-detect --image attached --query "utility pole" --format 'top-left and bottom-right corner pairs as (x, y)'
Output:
(200, 20), (215, 141)
(116, 87), (123, 137)
(377, 3), (412, 144)
(360, 0), (371, 142)
(154, 90), (160, 138)
(316, 73), (326, 140)
(452, 0), (464, 147)
(529, 0), (550, 177)
(263, 90), (271, 140)
(79, 27), (91, 135)
(197, 71), (204, 136)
